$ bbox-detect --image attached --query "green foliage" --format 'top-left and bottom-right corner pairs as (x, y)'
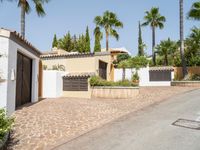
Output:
(132, 72), (139, 82)
(142, 7), (166, 29)
(85, 26), (91, 52)
(188, 1), (200, 20)
(117, 54), (131, 63)
(52, 34), (58, 48)
(52, 64), (65, 71)
(94, 11), (123, 50)
(156, 38), (178, 66)
(94, 26), (103, 52)
(57, 27), (91, 53)
(138, 21), (145, 56)
(129, 56), (148, 69)
(183, 73), (200, 81)
(0, 109), (14, 140)
(90, 76), (137, 87)
(118, 59), (131, 69)
(185, 27), (200, 66)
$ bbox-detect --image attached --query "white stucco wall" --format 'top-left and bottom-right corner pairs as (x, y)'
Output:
(42, 70), (66, 98)
(0, 37), (9, 110)
(114, 67), (174, 87)
(0, 32), (40, 115)
(114, 68), (136, 81)
(139, 67), (174, 87)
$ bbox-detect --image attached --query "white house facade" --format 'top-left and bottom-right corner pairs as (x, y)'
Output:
(0, 29), (40, 115)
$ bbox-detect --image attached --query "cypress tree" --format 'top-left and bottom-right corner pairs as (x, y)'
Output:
(52, 34), (58, 48)
(138, 21), (144, 56)
(66, 31), (72, 52)
(85, 26), (91, 52)
(94, 26), (102, 52)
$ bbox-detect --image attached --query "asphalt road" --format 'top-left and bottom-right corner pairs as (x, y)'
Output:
(54, 89), (200, 150)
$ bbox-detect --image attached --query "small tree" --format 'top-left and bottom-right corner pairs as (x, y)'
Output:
(52, 34), (58, 48)
(85, 26), (91, 52)
(118, 59), (131, 81)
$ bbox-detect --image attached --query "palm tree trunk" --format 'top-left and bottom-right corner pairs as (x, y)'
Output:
(165, 54), (168, 66)
(21, 5), (26, 38)
(106, 31), (109, 51)
(152, 26), (156, 65)
(180, 0), (187, 77)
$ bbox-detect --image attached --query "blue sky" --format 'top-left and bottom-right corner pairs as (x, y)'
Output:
(0, 0), (198, 55)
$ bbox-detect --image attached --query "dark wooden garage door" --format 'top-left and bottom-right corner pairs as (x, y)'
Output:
(63, 77), (88, 91)
(16, 52), (32, 108)
(149, 70), (172, 81)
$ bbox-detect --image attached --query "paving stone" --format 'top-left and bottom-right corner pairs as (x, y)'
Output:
(8, 87), (197, 150)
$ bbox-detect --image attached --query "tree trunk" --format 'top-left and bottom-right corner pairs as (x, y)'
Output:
(122, 68), (125, 81)
(106, 30), (109, 51)
(152, 26), (156, 66)
(180, 0), (187, 77)
(21, 5), (26, 38)
(165, 54), (168, 66)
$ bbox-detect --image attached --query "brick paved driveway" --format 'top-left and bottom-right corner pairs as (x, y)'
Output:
(8, 87), (197, 150)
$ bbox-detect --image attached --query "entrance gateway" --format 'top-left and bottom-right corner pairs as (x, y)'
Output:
(16, 52), (32, 108)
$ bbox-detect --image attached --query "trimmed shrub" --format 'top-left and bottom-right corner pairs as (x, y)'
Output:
(90, 76), (137, 87)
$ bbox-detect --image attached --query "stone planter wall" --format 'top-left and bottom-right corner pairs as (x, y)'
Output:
(91, 86), (139, 99)
(171, 81), (200, 87)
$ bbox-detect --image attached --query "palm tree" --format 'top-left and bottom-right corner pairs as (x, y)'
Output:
(142, 7), (166, 65)
(2, 0), (49, 37)
(94, 11), (123, 51)
(179, 0), (187, 77)
(156, 38), (178, 66)
(188, 1), (200, 20)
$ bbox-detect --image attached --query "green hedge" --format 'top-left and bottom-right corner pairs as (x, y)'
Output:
(90, 76), (138, 87)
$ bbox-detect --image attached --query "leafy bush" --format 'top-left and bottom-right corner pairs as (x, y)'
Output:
(183, 74), (200, 81)
(90, 76), (137, 87)
(117, 54), (131, 63)
(0, 109), (14, 140)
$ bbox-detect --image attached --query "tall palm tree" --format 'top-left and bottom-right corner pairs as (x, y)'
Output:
(188, 1), (200, 20)
(94, 11), (123, 51)
(1, 0), (49, 37)
(179, 0), (187, 77)
(142, 7), (166, 65)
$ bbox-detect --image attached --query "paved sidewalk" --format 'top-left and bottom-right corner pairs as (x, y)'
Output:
(8, 87), (197, 150)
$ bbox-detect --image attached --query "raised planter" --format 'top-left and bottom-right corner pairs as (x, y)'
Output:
(0, 132), (9, 150)
(171, 81), (200, 87)
(91, 86), (139, 99)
